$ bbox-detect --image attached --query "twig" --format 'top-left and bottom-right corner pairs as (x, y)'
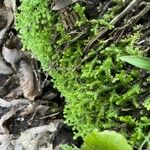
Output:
(40, 112), (60, 119)
(127, 2), (150, 25)
(98, 0), (113, 19)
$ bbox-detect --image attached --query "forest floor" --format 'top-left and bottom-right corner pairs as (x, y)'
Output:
(0, 1), (78, 149)
(0, 0), (150, 150)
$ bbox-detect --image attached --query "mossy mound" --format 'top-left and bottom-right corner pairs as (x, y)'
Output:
(16, 0), (150, 147)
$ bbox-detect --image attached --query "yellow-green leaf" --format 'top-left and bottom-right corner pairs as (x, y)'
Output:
(120, 56), (150, 70)
(81, 130), (132, 150)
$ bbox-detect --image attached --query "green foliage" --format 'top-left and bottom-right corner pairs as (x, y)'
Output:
(81, 129), (132, 150)
(16, 0), (56, 70)
(74, 3), (122, 34)
(16, 0), (150, 148)
(61, 129), (132, 150)
(143, 97), (150, 111)
(73, 3), (87, 27)
(120, 56), (150, 70)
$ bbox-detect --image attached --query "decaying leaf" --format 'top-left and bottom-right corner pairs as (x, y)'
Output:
(2, 35), (42, 100)
(2, 34), (42, 101)
(0, 56), (13, 74)
(2, 46), (24, 69)
(18, 59), (42, 101)
(13, 124), (58, 150)
(0, 134), (13, 150)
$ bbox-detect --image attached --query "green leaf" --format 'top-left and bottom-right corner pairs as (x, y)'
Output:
(120, 56), (150, 70)
(81, 129), (132, 150)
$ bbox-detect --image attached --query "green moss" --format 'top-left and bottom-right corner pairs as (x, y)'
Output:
(143, 97), (150, 111)
(16, 0), (57, 70)
(16, 0), (150, 147)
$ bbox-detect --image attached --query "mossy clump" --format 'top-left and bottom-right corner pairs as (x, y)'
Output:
(16, 0), (150, 147)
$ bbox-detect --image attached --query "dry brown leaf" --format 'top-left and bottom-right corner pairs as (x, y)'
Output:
(18, 59), (42, 101)
(2, 43), (42, 100)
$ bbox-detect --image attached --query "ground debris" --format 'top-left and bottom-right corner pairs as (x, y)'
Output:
(0, 0), (66, 149)
(0, 134), (13, 150)
(13, 123), (58, 150)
